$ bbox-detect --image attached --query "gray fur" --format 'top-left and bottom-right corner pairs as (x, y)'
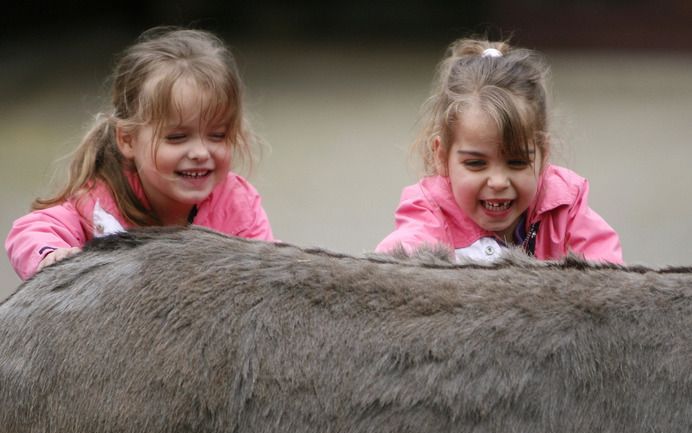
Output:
(1, 226), (691, 432)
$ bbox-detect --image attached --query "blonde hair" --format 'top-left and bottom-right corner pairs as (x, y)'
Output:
(33, 26), (257, 226)
(414, 38), (551, 175)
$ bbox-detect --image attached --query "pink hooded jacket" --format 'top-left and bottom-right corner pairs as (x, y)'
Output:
(376, 165), (623, 264)
(6, 171), (273, 280)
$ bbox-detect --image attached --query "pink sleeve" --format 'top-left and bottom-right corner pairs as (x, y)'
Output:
(236, 189), (274, 242)
(565, 182), (623, 264)
(5, 202), (87, 280)
(231, 177), (274, 242)
(375, 194), (450, 254)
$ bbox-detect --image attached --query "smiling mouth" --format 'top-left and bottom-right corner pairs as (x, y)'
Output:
(177, 170), (211, 178)
(481, 200), (513, 211)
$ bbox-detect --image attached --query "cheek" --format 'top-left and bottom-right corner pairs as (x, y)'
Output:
(151, 148), (179, 169)
(449, 175), (480, 208)
(213, 145), (233, 167)
(517, 174), (540, 202)
(131, 146), (157, 169)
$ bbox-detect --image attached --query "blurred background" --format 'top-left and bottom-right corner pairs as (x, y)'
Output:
(2, 0), (692, 298)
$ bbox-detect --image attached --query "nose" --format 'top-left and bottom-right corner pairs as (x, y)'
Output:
(187, 139), (210, 161)
(487, 168), (510, 190)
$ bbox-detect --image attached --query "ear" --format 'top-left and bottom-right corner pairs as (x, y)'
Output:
(115, 126), (135, 160)
(432, 136), (448, 176)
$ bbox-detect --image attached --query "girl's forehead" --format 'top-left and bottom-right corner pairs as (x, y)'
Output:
(453, 105), (537, 157)
(454, 109), (502, 145)
(166, 80), (230, 125)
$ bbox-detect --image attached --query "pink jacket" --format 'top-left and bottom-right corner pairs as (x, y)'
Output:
(376, 165), (623, 264)
(6, 171), (273, 280)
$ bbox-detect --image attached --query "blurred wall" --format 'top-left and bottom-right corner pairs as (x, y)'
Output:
(2, 1), (691, 299)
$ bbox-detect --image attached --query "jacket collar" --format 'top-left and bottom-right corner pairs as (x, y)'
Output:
(420, 164), (578, 246)
(528, 164), (580, 222)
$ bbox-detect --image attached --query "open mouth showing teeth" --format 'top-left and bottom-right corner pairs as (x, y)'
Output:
(482, 200), (512, 211)
(177, 170), (210, 178)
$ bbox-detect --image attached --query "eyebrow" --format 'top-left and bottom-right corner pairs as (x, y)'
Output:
(455, 149), (536, 158)
(456, 150), (487, 157)
(163, 119), (230, 129)
(511, 149), (536, 158)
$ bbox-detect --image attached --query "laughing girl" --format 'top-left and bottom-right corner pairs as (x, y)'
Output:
(376, 38), (622, 263)
(6, 27), (273, 280)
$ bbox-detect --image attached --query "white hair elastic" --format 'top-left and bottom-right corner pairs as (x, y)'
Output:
(482, 48), (503, 58)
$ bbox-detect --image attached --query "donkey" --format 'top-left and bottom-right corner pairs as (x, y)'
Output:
(1, 226), (691, 432)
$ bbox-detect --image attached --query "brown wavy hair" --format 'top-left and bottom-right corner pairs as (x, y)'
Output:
(413, 37), (551, 176)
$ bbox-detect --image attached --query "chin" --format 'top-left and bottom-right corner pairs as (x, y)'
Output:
(178, 192), (212, 204)
(477, 218), (508, 230)
(481, 223), (513, 237)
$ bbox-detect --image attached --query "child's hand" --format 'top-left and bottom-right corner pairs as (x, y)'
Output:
(38, 247), (82, 271)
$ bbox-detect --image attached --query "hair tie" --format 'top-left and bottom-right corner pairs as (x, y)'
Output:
(482, 48), (503, 58)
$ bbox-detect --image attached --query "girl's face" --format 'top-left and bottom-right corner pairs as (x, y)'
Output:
(117, 80), (232, 224)
(436, 107), (542, 243)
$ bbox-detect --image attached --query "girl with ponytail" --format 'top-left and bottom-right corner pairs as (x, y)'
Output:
(6, 27), (274, 280)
